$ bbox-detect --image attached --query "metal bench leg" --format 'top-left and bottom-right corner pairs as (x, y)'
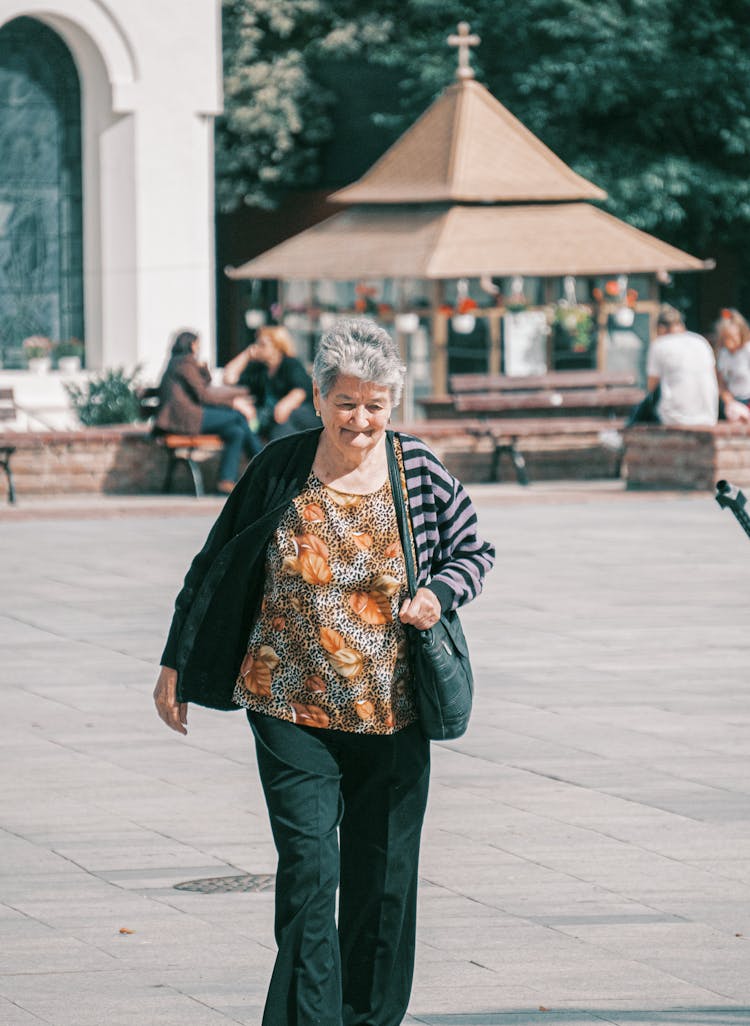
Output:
(487, 440), (502, 483)
(508, 442), (529, 486)
(1, 451), (16, 504)
(488, 440), (530, 486)
(163, 451), (177, 494)
(185, 452), (205, 497)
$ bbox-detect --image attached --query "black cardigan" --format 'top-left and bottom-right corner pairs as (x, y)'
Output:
(162, 429), (323, 709)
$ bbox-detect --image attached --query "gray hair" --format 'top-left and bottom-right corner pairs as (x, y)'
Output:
(313, 318), (406, 405)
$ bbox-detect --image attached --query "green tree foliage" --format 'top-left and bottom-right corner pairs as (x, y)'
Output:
(217, 0), (334, 211)
(218, 0), (750, 256)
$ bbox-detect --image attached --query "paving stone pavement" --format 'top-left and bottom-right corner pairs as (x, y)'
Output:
(2, 484), (750, 1026)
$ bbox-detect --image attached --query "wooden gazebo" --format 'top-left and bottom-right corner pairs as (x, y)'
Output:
(227, 23), (709, 415)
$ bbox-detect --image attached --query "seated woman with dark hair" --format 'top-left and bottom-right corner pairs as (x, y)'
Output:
(155, 330), (262, 495)
(222, 326), (319, 440)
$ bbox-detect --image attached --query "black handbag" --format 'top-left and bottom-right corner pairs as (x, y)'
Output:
(386, 433), (474, 740)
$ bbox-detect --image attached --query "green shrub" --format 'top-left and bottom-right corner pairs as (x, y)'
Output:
(65, 367), (142, 426)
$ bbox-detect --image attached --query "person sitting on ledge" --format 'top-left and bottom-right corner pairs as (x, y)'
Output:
(155, 329), (262, 495)
(715, 308), (750, 423)
(222, 325), (319, 441)
(628, 304), (718, 427)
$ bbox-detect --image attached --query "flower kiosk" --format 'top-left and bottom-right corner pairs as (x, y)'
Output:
(227, 24), (710, 475)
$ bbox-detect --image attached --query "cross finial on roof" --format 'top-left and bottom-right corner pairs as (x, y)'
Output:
(448, 21), (480, 80)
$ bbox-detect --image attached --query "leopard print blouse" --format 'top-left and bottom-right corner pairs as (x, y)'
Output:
(232, 472), (418, 734)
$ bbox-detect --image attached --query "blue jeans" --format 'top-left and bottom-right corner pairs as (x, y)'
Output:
(200, 405), (262, 482)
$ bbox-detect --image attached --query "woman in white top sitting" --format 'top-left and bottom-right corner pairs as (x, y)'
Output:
(715, 308), (750, 423)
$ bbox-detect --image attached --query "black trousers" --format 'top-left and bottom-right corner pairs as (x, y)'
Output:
(249, 712), (431, 1026)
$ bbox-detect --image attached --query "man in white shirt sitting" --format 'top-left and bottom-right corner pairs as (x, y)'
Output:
(630, 304), (718, 427)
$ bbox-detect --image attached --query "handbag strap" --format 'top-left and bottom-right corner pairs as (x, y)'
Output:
(386, 431), (418, 599)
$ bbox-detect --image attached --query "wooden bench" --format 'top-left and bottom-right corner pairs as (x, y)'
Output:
(411, 415), (625, 485)
(415, 371), (641, 484)
(0, 388), (17, 503)
(421, 370), (644, 420)
(138, 387), (223, 497)
(156, 434), (224, 496)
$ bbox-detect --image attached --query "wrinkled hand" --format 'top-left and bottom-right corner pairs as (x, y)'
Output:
(153, 666), (188, 735)
(399, 587), (441, 631)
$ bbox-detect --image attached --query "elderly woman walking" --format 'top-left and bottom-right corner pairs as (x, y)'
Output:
(154, 318), (494, 1026)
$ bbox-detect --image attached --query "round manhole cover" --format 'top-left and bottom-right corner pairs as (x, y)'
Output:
(174, 873), (275, 893)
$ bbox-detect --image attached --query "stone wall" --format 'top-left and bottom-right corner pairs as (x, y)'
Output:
(412, 424), (621, 483)
(0, 424), (624, 500)
(624, 424), (750, 490)
(0, 427), (222, 498)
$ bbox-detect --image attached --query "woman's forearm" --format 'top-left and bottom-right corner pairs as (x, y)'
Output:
(274, 388), (306, 423)
(223, 347), (253, 385)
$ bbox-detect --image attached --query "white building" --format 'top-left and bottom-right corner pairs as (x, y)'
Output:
(0, 0), (222, 384)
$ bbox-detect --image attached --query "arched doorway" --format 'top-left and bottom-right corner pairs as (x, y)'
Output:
(0, 16), (84, 368)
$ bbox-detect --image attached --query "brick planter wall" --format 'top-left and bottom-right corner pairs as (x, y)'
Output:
(624, 424), (750, 490)
(0, 427), (223, 497)
(407, 424), (620, 483)
(0, 423), (623, 500)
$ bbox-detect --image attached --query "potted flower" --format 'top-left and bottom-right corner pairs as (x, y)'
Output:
(551, 303), (596, 369)
(553, 304), (595, 352)
(23, 335), (53, 373)
(452, 296), (478, 334)
(55, 338), (84, 373)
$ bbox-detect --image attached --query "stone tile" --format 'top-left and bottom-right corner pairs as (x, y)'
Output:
(2, 493), (750, 1022)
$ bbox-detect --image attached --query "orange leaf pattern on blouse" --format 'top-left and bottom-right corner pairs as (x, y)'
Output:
(295, 533), (329, 560)
(298, 551), (333, 585)
(349, 590), (392, 625)
(292, 702), (330, 728)
(233, 471), (416, 734)
(257, 645), (280, 671)
(301, 502), (325, 523)
(355, 698), (375, 721)
(327, 646), (363, 679)
(320, 626), (345, 653)
(371, 574), (401, 597)
(239, 653), (272, 697)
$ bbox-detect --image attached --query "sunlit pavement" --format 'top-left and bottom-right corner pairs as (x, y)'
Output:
(2, 483), (749, 1026)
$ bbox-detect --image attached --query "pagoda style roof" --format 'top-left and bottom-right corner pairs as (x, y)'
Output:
(227, 203), (708, 281)
(330, 78), (607, 205)
(229, 23), (710, 283)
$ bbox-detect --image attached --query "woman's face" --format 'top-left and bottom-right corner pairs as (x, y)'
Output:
(314, 374), (393, 462)
(250, 333), (277, 365)
(722, 325), (744, 353)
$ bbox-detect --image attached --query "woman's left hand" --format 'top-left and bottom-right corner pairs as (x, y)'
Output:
(399, 588), (442, 631)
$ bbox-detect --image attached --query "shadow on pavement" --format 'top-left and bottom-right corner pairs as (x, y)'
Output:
(408, 1008), (750, 1025)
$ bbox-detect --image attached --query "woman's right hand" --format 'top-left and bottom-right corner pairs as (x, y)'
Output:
(153, 666), (188, 735)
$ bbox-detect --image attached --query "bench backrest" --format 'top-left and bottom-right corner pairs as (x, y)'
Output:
(449, 370), (638, 394)
(138, 386), (161, 421)
(0, 387), (16, 422)
(454, 386), (644, 414)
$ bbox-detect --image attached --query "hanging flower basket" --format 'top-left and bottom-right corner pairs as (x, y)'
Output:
(552, 304), (595, 352)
